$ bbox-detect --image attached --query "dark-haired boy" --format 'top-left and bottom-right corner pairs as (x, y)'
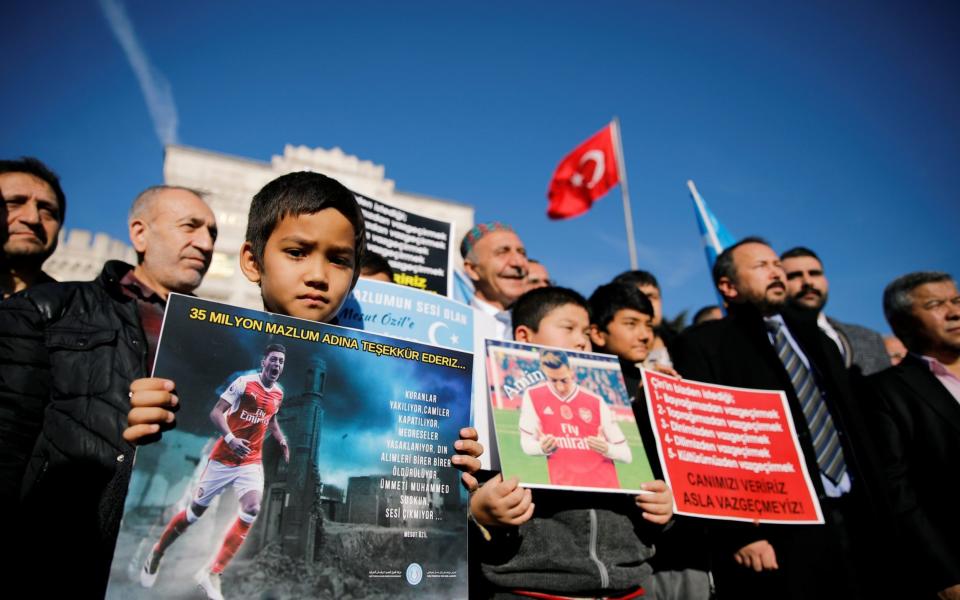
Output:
(470, 285), (673, 599)
(359, 249), (395, 283)
(589, 283), (711, 600)
(126, 172), (482, 598)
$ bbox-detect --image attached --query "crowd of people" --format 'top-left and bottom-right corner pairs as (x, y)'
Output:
(1, 156), (957, 600)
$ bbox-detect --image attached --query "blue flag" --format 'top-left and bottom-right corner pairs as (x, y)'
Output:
(687, 180), (735, 270)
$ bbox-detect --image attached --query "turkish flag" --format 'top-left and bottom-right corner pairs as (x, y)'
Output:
(546, 124), (620, 219)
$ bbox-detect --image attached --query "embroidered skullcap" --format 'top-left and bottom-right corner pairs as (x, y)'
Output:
(460, 221), (516, 259)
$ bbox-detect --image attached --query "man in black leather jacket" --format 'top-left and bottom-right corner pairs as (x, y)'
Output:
(0, 185), (216, 596)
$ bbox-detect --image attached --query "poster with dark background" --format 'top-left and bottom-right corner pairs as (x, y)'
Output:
(107, 295), (472, 599)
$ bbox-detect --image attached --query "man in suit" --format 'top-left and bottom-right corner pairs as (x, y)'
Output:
(671, 237), (878, 600)
(780, 246), (890, 376)
(868, 271), (960, 600)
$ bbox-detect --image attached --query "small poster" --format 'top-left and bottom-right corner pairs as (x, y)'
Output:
(484, 339), (656, 494)
(642, 370), (823, 524)
(107, 295), (472, 599)
(337, 278), (472, 352)
(355, 193), (456, 296)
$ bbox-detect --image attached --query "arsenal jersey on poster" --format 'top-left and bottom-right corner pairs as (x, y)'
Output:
(524, 382), (623, 488)
(209, 373), (284, 466)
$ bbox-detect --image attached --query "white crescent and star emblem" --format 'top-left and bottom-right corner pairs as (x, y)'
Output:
(427, 321), (448, 345)
(569, 150), (606, 189)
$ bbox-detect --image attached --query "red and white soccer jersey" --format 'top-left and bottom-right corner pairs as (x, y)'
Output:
(208, 373), (284, 467)
(518, 382), (630, 488)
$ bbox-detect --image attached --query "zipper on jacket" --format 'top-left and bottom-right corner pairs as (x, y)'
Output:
(588, 508), (610, 589)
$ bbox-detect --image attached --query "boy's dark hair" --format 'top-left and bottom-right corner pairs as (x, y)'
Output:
(246, 171), (366, 275)
(0, 157), (66, 221)
(264, 343), (287, 356)
(612, 269), (659, 291)
(511, 286), (589, 333)
(539, 349), (570, 370)
(712, 236), (771, 285)
(360, 250), (394, 279)
(780, 246), (821, 263)
(588, 282), (654, 332)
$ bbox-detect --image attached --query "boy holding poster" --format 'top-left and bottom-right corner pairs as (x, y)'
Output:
(124, 172), (480, 599)
(588, 282), (712, 600)
(470, 286), (673, 599)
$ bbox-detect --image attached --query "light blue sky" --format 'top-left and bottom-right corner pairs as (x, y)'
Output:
(3, 0), (958, 332)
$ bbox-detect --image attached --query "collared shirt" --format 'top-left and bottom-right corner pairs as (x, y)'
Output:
(817, 312), (847, 362)
(471, 295), (513, 341)
(118, 270), (166, 371)
(764, 314), (852, 497)
(920, 354), (960, 405)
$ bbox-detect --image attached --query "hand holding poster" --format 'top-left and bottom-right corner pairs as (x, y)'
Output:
(641, 369), (823, 524)
(107, 295), (472, 599)
(484, 339), (656, 494)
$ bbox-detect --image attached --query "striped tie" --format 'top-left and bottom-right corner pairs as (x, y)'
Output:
(768, 319), (847, 484)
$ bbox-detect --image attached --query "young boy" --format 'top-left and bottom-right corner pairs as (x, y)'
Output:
(588, 282), (711, 600)
(125, 172), (481, 599)
(471, 285), (673, 599)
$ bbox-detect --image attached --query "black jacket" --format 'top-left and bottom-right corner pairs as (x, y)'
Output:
(866, 355), (960, 595)
(670, 303), (882, 600)
(0, 260), (147, 595)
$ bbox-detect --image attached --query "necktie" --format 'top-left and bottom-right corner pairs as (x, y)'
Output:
(768, 319), (847, 484)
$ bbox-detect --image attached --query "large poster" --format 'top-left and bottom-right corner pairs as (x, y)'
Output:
(107, 295), (472, 599)
(484, 339), (655, 494)
(355, 193), (455, 296)
(642, 370), (823, 524)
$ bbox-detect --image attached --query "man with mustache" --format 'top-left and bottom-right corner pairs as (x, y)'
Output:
(0, 185), (216, 595)
(671, 237), (880, 600)
(461, 221), (529, 340)
(1, 157), (66, 299)
(781, 247), (890, 376)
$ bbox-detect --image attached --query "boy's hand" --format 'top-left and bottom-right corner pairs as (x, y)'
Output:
(453, 427), (483, 492)
(650, 364), (681, 378)
(586, 435), (608, 455)
(470, 474), (534, 527)
(635, 479), (673, 525)
(123, 378), (178, 445)
(539, 433), (558, 454)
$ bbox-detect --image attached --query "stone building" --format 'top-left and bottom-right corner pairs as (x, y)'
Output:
(43, 228), (136, 283)
(164, 144), (475, 310)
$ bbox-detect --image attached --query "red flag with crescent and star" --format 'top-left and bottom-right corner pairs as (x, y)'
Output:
(546, 123), (620, 220)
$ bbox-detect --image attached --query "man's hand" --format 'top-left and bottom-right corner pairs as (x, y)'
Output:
(452, 427), (483, 492)
(586, 435), (609, 455)
(279, 438), (290, 463)
(938, 584), (960, 600)
(539, 433), (558, 454)
(734, 540), (778, 572)
(635, 479), (673, 524)
(470, 474), (534, 527)
(228, 436), (252, 458)
(123, 378), (178, 445)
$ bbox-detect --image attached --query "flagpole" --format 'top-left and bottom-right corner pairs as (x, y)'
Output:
(611, 116), (639, 270)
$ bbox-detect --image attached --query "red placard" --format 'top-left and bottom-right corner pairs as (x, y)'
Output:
(642, 370), (823, 524)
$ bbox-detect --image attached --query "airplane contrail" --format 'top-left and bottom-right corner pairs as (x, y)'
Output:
(98, 0), (179, 146)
